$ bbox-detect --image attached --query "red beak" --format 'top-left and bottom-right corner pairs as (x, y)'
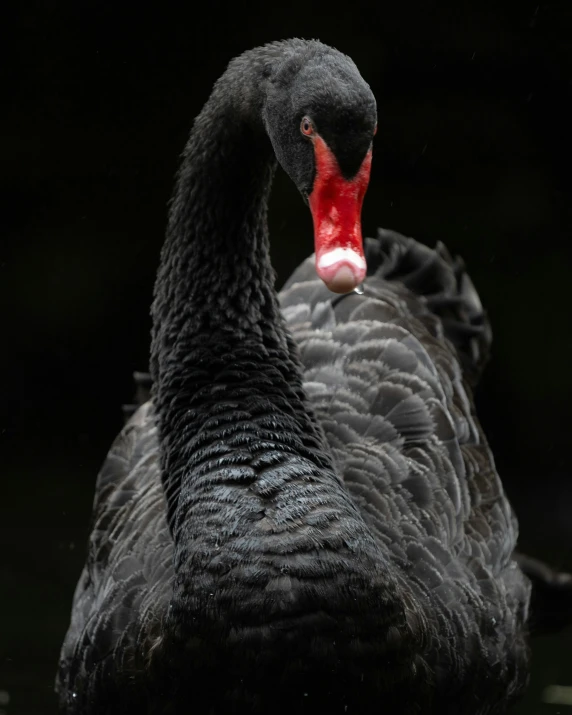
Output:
(308, 135), (372, 293)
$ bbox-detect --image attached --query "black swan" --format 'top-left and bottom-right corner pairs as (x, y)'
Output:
(57, 39), (564, 714)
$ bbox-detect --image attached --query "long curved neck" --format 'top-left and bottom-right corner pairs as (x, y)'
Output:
(148, 47), (422, 699)
(151, 50), (333, 547)
(154, 70), (277, 342)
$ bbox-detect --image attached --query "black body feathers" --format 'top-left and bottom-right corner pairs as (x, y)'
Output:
(57, 40), (534, 715)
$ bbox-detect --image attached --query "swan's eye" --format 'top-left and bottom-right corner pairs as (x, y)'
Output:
(301, 117), (314, 136)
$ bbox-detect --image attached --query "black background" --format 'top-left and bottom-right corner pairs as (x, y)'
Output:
(1, 1), (571, 713)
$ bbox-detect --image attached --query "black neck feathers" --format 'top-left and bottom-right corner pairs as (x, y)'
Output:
(150, 43), (333, 546)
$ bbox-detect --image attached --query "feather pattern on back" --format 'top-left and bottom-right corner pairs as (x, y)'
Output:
(57, 228), (531, 713)
(280, 229), (530, 703)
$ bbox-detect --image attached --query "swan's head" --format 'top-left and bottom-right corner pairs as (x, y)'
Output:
(264, 45), (377, 294)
